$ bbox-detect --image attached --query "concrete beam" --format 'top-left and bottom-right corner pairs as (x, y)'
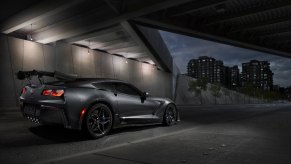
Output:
(88, 39), (133, 50)
(101, 41), (137, 50)
(134, 18), (291, 58)
(135, 24), (174, 72)
(31, 5), (117, 44)
(31, 0), (193, 44)
(118, 52), (147, 59)
(102, 0), (120, 14)
(207, 0), (291, 26)
(259, 27), (291, 37)
(120, 21), (163, 69)
(261, 33), (291, 42)
(65, 25), (123, 43)
(168, 0), (227, 16)
(0, 0), (85, 34)
(107, 45), (142, 54)
(230, 15), (291, 33)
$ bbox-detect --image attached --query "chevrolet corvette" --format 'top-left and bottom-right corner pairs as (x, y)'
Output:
(17, 70), (178, 139)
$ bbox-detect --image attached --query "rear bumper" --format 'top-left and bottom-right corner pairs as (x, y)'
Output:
(20, 101), (71, 129)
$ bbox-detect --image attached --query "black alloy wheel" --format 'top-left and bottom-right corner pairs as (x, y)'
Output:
(163, 104), (177, 126)
(84, 104), (113, 139)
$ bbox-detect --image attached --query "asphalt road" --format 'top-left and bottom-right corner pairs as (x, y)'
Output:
(0, 104), (291, 164)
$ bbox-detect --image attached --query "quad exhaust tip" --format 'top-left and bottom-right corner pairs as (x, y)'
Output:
(26, 115), (40, 124)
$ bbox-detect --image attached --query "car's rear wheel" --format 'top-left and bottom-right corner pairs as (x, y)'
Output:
(83, 103), (113, 139)
(163, 104), (177, 126)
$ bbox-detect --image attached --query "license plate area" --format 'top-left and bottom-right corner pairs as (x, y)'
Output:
(23, 104), (40, 117)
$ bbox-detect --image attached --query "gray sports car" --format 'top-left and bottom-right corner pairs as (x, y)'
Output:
(17, 70), (178, 139)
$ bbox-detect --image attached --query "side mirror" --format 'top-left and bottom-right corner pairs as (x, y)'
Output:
(141, 92), (149, 99)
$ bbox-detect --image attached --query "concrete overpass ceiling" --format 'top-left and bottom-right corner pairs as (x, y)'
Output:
(3, 0), (291, 71)
(71, 24), (149, 63)
(136, 57), (156, 65)
(1, 0), (191, 70)
(0, 0), (192, 42)
(0, 0), (42, 22)
(11, 1), (101, 35)
(137, 0), (291, 58)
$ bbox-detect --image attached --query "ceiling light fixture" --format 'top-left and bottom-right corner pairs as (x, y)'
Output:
(125, 52), (128, 64)
(87, 40), (90, 54)
(152, 63), (156, 70)
(27, 24), (33, 41)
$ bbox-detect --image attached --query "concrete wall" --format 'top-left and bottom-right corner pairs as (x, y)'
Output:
(0, 35), (172, 108)
(175, 75), (264, 106)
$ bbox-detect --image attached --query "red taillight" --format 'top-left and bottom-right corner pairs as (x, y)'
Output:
(80, 108), (87, 120)
(42, 89), (52, 96)
(81, 108), (86, 116)
(51, 90), (64, 97)
(21, 87), (27, 94)
(42, 89), (64, 97)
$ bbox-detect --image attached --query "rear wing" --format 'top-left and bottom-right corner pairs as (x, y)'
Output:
(16, 70), (77, 84)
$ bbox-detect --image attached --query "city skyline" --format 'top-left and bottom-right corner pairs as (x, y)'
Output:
(160, 30), (291, 87)
(187, 56), (273, 91)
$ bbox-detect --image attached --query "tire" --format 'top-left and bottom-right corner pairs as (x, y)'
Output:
(83, 103), (113, 139)
(163, 104), (177, 126)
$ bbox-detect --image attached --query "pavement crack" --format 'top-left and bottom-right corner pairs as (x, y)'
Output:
(93, 153), (150, 164)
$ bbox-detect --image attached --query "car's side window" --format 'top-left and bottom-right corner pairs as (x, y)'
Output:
(116, 83), (140, 96)
(93, 82), (115, 92)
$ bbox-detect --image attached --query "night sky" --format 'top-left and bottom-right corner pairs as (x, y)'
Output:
(159, 30), (291, 88)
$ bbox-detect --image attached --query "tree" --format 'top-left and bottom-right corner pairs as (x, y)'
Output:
(241, 83), (256, 104)
(196, 77), (208, 91)
(253, 87), (264, 103)
(188, 80), (200, 97)
(188, 77), (208, 104)
(222, 87), (231, 104)
(210, 83), (222, 104)
(262, 90), (282, 102)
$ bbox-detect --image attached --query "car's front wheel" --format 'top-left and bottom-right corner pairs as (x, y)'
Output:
(83, 103), (113, 139)
(163, 104), (177, 126)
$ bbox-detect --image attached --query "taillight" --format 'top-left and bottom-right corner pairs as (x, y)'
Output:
(21, 87), (27, 94)
(51, 90), (64, 97)
(42, 89), (52, 96)
(80, 108), (86, 117)
(42, 89), (64, 97)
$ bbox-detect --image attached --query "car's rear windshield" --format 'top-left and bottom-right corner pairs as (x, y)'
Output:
(45, 81), (65, 86)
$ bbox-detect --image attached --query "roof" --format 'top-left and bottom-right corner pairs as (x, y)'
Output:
(74, 78), (126, 83)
